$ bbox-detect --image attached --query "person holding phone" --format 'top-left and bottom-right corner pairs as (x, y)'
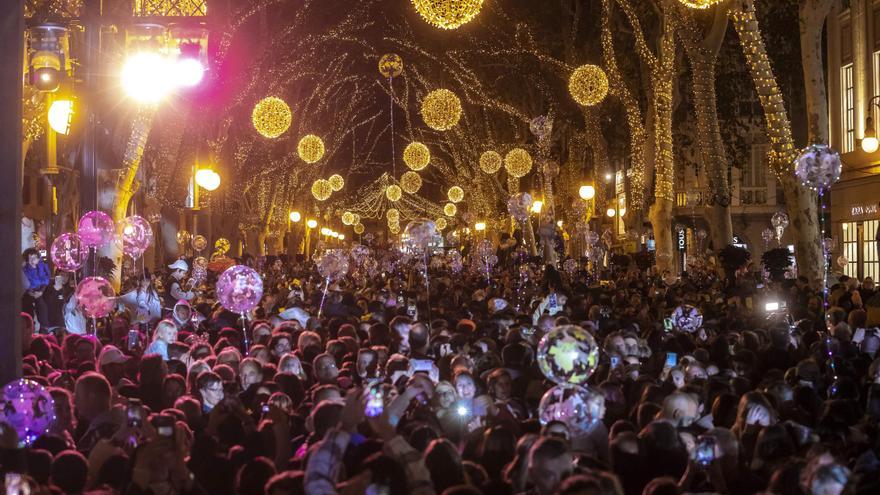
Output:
(21, 248), (51, 329)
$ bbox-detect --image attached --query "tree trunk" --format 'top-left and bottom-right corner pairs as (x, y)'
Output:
(800, 0), (834, 145)
(730, 0), (824, 282)
(650, 25), (677, 274)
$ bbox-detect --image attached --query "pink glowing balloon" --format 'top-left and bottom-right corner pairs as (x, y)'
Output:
(78, 211), (115, 249)
(216, 265), (264, 313)
(75, 276), (116, 318)
(118, 215), (153, 259)
(50, 232), (88, 272)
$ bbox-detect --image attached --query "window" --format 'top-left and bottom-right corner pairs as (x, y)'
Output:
(865, 220), (879, 281)
(842, 63), (856, 152)
(842, 222), (859, 278)
(743, 144), (769, 204)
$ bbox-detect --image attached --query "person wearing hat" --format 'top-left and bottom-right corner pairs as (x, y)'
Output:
(164, 259), (195, 309)
(97, 345), (130, 388)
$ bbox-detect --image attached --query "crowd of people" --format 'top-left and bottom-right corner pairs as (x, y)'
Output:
(9, 239), (880, 495)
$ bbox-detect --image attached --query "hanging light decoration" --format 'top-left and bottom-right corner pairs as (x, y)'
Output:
(678, 0), (724, 9)
(311, 179), (332, 201)
(480, 150), (502, 174)
(328, 174), (345, 191)
(436, 217), (448, 230)
(389, 223), (400, 235)
(447, 186), (464, 203)
(378, 53), (404, 78)
(403, 142), (431, 170)
(400, 171), (422, 193)
(297, 134), (325, 163)
(386, 185), (402, 202)
(411, 0), (484, 29)
(568, 65), (609, 107)
(386, 208), (400, 222)
(504, 148), (533, 178)
(352, 213), (361, 225)
(354, 223), (365, 234)
(444, 202), (457, 216)
(342, 211), (355, 225)
(421, 89), (462, 131)
(252, 96), (292, 138)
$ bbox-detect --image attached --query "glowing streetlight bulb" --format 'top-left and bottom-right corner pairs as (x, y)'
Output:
(606, 208), (616, 217)
(578, 184), (595, 200)
(531, 200), (543, 214)
(556, 220), (563, 228)
(307, 219), (318, 229)
(121, 52), (174, 103)
(174, 57), (204, 87)
(289, 211), (301, 222)
(320, 227), (330, 236)
(339, 234), (345, 241)
(862, 135), (879, 153)
(475, 222), (486, 231)
(605, 172), (613, 181)
(195, 169), (220, 191)
(48, 99), (74, 135)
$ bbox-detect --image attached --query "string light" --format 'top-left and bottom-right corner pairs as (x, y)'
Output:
(479, 150), (502, 174)
(252, 96), (292, 138)
(568, 65), (609, 107)
(504, 148), (533, 178)
(386, 184), (402, 202)
(411, 0), (484, 30)
(444, 203), (457, 216)
(328, 174), (345, 191)
(403, 142), (431, 170)
(678, 0), (723, 9)
(400, 171), (422, 193)
(421, 88), (462, 131)
(297, 134), (325, 163)
(311, 179), (332, 201)
(447, 186), (464, 203)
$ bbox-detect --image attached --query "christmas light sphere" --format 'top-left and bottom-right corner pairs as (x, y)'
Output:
(421, 89), (462, 131)
(537, 325), (599, 385)
(312, 179), (332, 201)
(447, 186), (464, 203)
(386, 208), (400, 222)
(386, 185), (402, 202)
(191, 234), (207, 252)
(794, 144), (842, 191)
(504, 148), (533, 178)
(252, 96), (292, 138)
(678, 0), (724, 9)
(435, 217), (448, 230)
(378, 53), (404, 78)
(539, 384), (605, 433)
(215, 238), (230, 254)
(444, 203), (457, 216)
(411, 0), (484, 30)
(342, 211), (355, 226)
(569, 65), (609, 107)
(389, 223), (400, 235)
(403, 142), (431, 171)
(328, 174), (345, 191)
(354, 223), (365, 235)
(479, 150), (502, 174)
(297, 134), (325, 163)
(400, 171), (422, 194)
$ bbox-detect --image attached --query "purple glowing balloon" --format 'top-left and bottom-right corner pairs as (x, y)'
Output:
(75, 276), (116, 318)
(217, 265), (264, 313)
(317, 250), (350, 281)
(119, 215), (153, 259)
(507, 193), (533, 222)
(0, 379), (55, 446)
(50, 232), (88, 272)
(78, 210), (115, 249)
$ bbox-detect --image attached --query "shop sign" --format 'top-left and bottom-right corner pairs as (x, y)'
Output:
(851, 203), (879, 217)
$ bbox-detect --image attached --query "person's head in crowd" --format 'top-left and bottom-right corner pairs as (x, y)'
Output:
(73, 372), (111, 423)
(239, 357), (264, 391)
(269, 333), (293, 360)
(195, 370), (223, 412)
(527, 436), (572, 495)
(658, 392), (699, 428)
(312, 353), (338, 385)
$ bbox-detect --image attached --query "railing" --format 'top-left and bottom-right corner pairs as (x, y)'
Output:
(739, 187), (768, 205)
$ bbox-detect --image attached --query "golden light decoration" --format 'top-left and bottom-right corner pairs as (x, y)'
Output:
(297, 134), (325, 163)
(678, 0), (724, 8)
(378, 53), (404, 78)
(444, 202), (457, 216)
(435, 217), (448, 230)
(342, 211), (355, 225)
(352, 213), (361, 225)
(479, 150), (502, 174)
(447, 186), (464, 203)
(328, 174), (345, 191)
(411, 0), (484, 30)
(568, 65), (609, 107)
(389, 223), (400, 235)
(400, 171), (422, 194)
(385, 184), (402, 202)
(403, 142), (431, 170)
(504, 148), (533, 178)
(386, 208), (400, 222)
(252, 96), (292, 138)
(421, 89), (462, 131)
(354, 223), (365, 234)
(311, 179), (332, 201)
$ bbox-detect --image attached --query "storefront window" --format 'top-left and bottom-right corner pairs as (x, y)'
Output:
(865, 220), (879, 281)
(843, 222), (859, 278)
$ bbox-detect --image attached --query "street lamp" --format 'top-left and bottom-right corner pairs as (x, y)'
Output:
(289, 211), (301, 223)
(307, 219), (318, 229)
(194, 168), (220, 191)
(606, 207), (617, 217)
(531, 200), (543, 214)
(475, 222), (486, 231)
(579, 184), (596, 200)
(48, 99), (74, 135)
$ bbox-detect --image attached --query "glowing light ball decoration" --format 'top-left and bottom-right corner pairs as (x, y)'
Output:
(436, 217), (448, 230)
(678, 0), (724, 9)
(118, 215), (154, 259)
(354, 223), (365, 234)
(504, 148), (533, 178)
(51, 233), (88, 272)
(75, 277), (116, 318)
(217, 265), (264, 313)
(386, 184), (402, 202)
(421, 89), (462, 131)
(312, 179), (332, 201)
(411, 0), (484, 29)
(794, 144), (842, 191)
(328, 174), (345, 191)
(480, 150), (502, 174)
(404, 220), (437, 248)
(507, 192), (533, 222)
(215, 238), (231, 254)
(539, 385), (605, 433)
(386, 208), (400, 222)
(191, 234), (207, 252)
(78, 210), (115, 249)
(444, 203), (457, 216)
(537, 325), (600, 386)
(342, 212), (355, 226)
(400, 171), (422, 194)
(670, 304), (703, 333)
(389, 223), (401, 235)
(297, 134), (325, 163)
(568, 65), (609, 107)
(252, 97), (292, 138)
(447, 186), (464, 203)
(0, 379), (55, 446)
(378, 53), (404, 78)
(317, 250), (350, 281)
(403, 142), (431, 170)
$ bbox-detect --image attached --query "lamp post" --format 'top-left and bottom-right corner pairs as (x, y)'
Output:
(306, 219), (317, 260)
(288, 210), (301, 258)
(862, 95), (880, 153)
